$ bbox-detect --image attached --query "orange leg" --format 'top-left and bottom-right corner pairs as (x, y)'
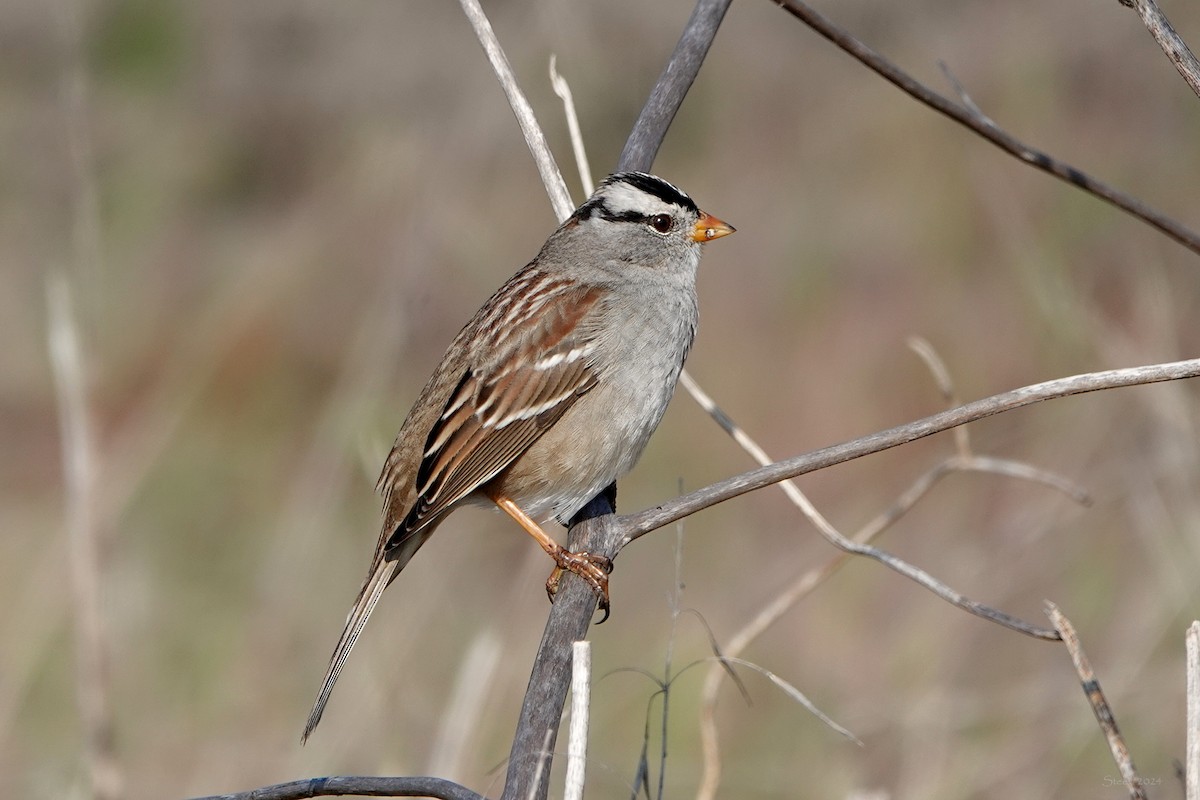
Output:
(491, 495), (612, 619)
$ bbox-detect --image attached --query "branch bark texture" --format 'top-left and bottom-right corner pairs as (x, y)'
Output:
(618, 0), (733, 172)
(1124, 0), (1200, 99)
(772, 0), (1200, 256)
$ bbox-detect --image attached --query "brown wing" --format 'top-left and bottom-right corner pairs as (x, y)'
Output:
(382, 274), (604, 559)
(305, 270), (603, 740)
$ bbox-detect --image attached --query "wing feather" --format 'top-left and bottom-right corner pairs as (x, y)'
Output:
(383, 277), (604, 557)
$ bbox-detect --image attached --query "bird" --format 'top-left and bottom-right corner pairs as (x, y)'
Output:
(303, 171), (734, 740)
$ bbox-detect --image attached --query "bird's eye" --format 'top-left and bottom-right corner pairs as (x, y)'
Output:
(648, 214), (673, 234)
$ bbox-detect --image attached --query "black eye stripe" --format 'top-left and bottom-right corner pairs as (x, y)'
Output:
(603, 210), (653, 225)
(577, 199), (655, 226)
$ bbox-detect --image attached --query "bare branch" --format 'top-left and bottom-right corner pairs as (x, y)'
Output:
(502, 511), (618, 800)
(680, 361), (1073, 637)
(771, 0), (1200, 256)
(1047, 603), (1147, 800)
(564, 641), (591, 800)
(1122, 0), (1200, 99)
(47, 275), (121, 800)
(1188, 621), (1200, 800)
(691, 344), (1090, 799)
(621, 358), (1200, 543)
(907, 337), (970, 457)
(618, 0), (734, 172)
(188, 776), (485, 800)
(458, 0), (573, 221)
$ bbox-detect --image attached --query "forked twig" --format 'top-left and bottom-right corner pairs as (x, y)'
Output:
(692, 341), (1090, 799)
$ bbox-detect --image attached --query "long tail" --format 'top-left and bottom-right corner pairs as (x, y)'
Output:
(302, 557), (399, 742)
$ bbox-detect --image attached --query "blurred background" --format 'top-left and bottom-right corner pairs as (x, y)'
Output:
(4, 1), (1200, 798)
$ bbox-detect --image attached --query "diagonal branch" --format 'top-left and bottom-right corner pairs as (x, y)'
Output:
(1121, 0), (1200, 99)
(618, 0), (734, 172)
(771, 0), (1200, 256)
(1047, 603), (1148, 800)
(458, 0), (573, 220)
(619, 358), (1200, 544)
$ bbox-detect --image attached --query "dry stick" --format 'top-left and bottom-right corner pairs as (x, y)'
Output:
(692, 343), (1090, 800)
(188, 777), (485, 800)
(564, 642), (591, 800)
(458, 0), (572, 221)
(48, 277), (121, 800)
(1046, 603), (1148, 800)
(771, 0), (1200, 257)
(549, 55), (594, 197)
(53, 2), (122, 796)
(1121, 0), (1200, 99)
(621, 359), (1200, 547)
(683, 354), (1086, 640)
(1188, 621), (1200, 800)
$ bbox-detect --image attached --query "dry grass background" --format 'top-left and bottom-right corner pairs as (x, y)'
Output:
(3, 0), (1200, 798)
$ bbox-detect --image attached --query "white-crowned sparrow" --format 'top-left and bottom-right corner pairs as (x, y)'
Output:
(303, 172), (734, 740)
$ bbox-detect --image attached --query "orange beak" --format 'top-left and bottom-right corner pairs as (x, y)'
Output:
(692, 212), (736, 243)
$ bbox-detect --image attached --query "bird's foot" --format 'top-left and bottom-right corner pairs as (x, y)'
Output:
(545, 549), (613, 623)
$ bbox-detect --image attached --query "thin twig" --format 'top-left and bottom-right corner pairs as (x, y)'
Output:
(1122, 0), (1200, 99)
(719, 658), (860, 745)
(1047, 603), (1147, 800)
(621, 358), (1200, 547)
(564, 642), (591, 800)
(907, 337), (970, 458)
(458, 0), (572, 221)
(1188, 620), (1199, 800)
(691, 345), (1090, 800)
(51, 1), (122, 795)
(188, 776), (485, 800)
(771, 0), (1200, 256)
(684, 355), (1090, 646)
(47, 276), (121, 800)
(549, 55), (593, 197)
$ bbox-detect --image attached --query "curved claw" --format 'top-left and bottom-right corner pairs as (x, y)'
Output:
(544, 549), (612, 621)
